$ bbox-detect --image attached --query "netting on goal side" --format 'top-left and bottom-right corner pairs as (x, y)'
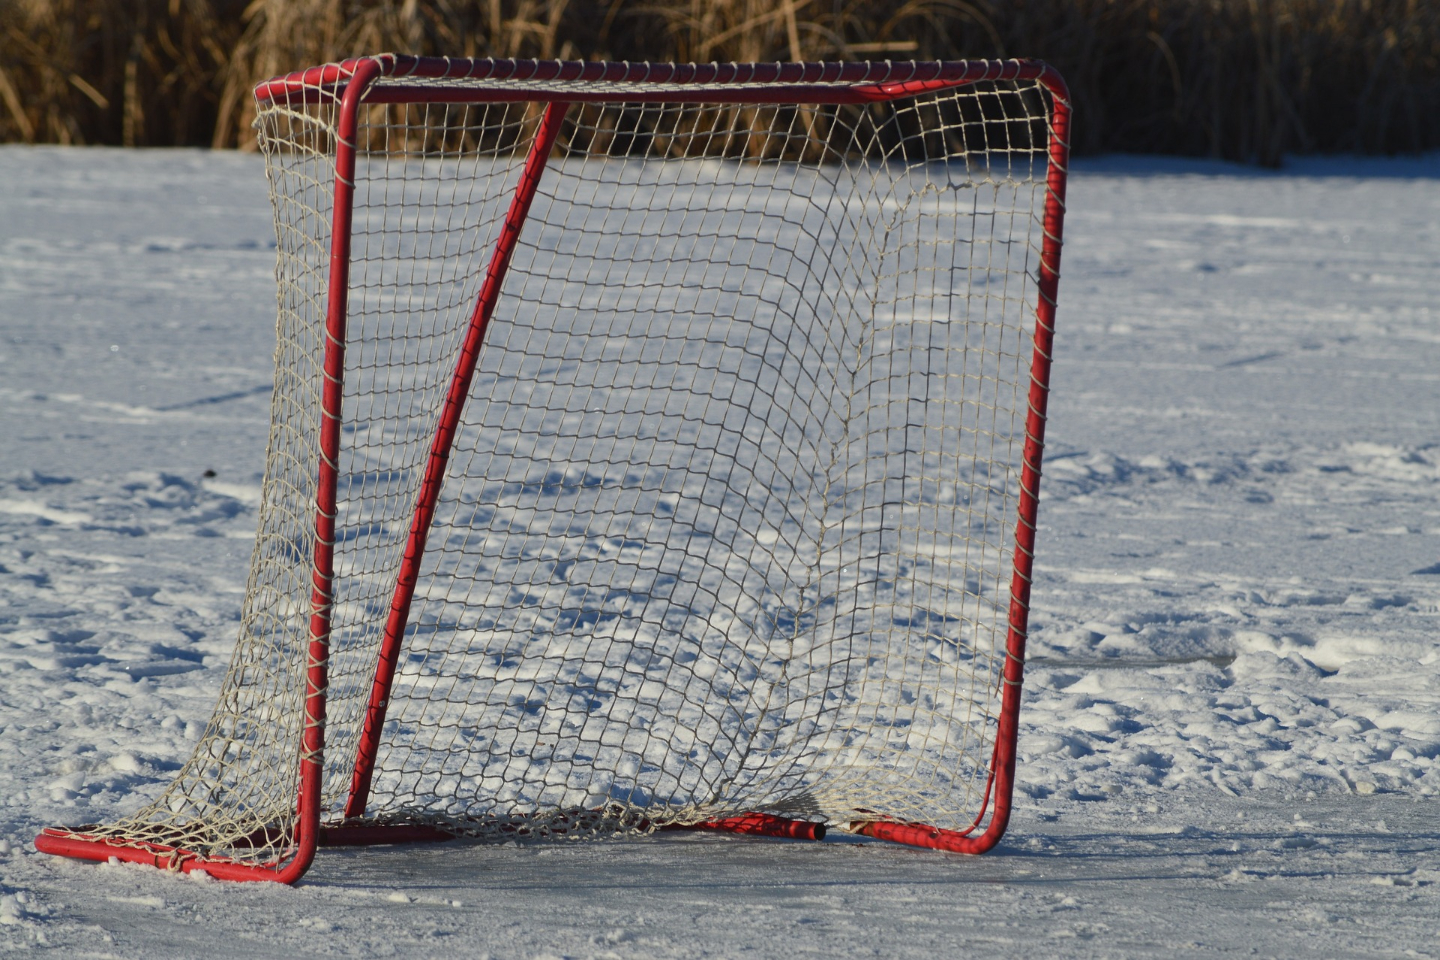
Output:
(55, 62), (1063, 867)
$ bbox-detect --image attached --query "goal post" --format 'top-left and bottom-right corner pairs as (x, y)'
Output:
(36, 55), (1070, 883)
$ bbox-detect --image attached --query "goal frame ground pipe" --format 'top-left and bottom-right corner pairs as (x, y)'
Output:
(36, 55), (1069, 881)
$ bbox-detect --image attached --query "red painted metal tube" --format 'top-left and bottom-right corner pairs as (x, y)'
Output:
(342, 101), (573, 821)
(848, 819), (975, 852)
(979, 62), (1070, 852)
(667, 813), (826, 841)
(33, 57), (389, 884)
(255, 56), (1058, 108)
(317, 812), (825, 845)
(853, 65), (1071, 858)
(32, 830), (291, 881)
(357, 85), (975, 106)
(284, 47), (390, 886)
(253, 60), (368, 103)
(371, 54), (1042, 87)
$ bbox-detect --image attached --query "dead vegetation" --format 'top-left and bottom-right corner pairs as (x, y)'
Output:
(1, 0), (1436, 162)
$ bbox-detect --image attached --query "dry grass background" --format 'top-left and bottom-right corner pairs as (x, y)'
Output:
(0, 0), (1436, 162)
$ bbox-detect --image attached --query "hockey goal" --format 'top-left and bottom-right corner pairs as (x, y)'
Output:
(37, 55), (1070, 883)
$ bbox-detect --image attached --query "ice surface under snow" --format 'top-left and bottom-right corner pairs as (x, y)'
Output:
(1, 145), (1439, 957)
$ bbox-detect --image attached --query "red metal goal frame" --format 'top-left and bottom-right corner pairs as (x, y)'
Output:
(36, 55), (1070, 883)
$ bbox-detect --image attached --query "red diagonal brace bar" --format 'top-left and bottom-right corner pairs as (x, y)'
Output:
(344, 101), (573, 820)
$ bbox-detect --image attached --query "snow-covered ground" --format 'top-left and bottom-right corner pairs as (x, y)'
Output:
(1, 145), (1438, 957)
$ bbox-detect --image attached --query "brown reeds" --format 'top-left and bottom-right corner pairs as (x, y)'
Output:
(0, 0), (245, 146)
(2, 0), (1437, 162)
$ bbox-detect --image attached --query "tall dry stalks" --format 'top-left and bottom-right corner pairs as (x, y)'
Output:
(214, 0), (584, 147)
(2, 0), (1438, 161)
(0, 0), (244, 146)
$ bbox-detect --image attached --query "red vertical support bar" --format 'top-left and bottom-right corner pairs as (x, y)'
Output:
(344, 101), (573, 820)
(969, 66), (1071, 853)
(278, 55), (390, 882)
(853, 69), (1069, 854)
(30, 56), (390, 884)
(980, 65), (1071, 849)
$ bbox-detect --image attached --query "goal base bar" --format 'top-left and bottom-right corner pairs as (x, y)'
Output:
(846, 819), (999, 855)
(34, 828), (304, 882)
(36, 811), (1012, 880)
(315, 812), (828, 844)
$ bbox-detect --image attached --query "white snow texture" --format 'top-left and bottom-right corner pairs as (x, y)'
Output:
(1, 145), (1439, 957)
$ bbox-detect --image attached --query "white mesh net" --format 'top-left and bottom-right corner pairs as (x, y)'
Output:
(60, 64), (1060, 865)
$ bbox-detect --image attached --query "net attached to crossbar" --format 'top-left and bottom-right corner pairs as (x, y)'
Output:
(39, 58), (1067, 872)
